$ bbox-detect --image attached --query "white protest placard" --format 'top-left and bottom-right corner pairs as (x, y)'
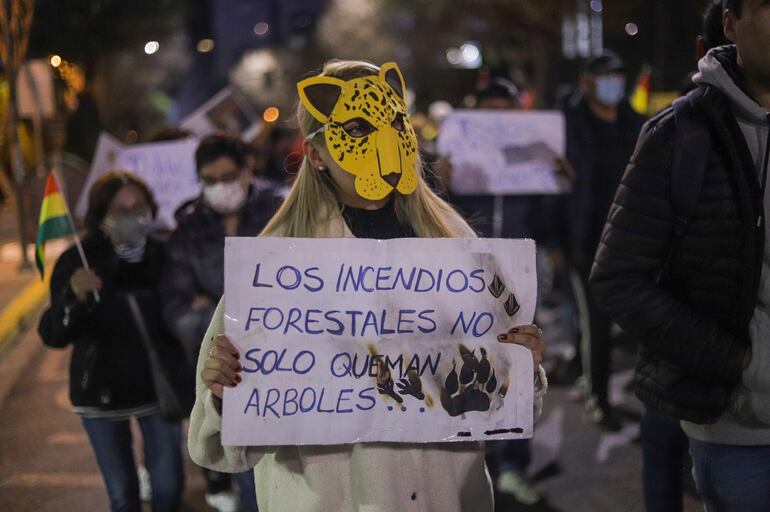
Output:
(76, 133), (201, 230)
(181, 86), (261, 141)
(437, 110), (568, 195)
(222, 237), (537, 446)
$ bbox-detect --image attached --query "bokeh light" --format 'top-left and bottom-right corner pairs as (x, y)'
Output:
(263, 106), (280, 123)
(196, 38), (215, 53)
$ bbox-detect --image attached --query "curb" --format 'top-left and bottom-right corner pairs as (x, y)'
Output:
(0, 273), (50, 357)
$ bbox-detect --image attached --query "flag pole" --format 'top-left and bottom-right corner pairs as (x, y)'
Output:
(52, 171), (100, 303)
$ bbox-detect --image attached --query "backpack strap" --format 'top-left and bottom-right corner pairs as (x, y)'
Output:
(671, 90), (711, 238)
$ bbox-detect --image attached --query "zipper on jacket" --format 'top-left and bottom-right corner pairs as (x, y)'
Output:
(758, 114), (770, 228)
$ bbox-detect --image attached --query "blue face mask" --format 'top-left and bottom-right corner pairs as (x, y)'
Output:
(595, 75), (626, 107)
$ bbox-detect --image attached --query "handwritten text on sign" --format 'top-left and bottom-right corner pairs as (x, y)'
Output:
(222, 237), (537, 446)
(75, 133), (200, 230)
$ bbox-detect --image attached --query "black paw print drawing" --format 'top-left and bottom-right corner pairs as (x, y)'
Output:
(396, 371), (425, 400)
(377, 363), (426, 403)
(440, 346), (506, 417)
(376, 365), (403, 403)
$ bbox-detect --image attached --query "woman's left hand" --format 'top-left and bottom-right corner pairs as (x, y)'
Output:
(497, 325), (545, 373)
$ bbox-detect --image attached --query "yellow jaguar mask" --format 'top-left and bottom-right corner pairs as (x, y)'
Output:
(297, 62), (418, 200)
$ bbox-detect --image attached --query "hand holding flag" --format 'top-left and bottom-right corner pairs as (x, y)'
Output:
(35, 173), (100, 301)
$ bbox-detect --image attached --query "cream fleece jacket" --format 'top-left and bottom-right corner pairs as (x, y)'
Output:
(187, 213), (547, 512)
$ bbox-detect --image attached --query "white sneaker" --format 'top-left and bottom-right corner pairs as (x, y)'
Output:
(205, 490), (239, 512)
(496, 469), (541, 505)
(137, 464), (152, 503)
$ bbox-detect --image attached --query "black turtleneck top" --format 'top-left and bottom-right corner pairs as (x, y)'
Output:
(340, 198), (415, 239)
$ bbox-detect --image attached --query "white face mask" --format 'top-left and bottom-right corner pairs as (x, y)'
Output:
(203, 180), (248, 214)
(595, 75), (626, 107)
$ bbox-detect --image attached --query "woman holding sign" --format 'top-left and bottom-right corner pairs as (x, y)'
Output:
(188, 59), (547, 512)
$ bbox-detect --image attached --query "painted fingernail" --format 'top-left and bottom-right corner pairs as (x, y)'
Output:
(498, 334), (507, 341)
(232, 352), (240, 359)
(509, 328), (519, 334)
(235, 375), (242, 383)
(236, 365), (242, 371)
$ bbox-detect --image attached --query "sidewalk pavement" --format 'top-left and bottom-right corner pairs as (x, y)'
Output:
(0, 240), (66, 410)
(0, 326), (213, 512)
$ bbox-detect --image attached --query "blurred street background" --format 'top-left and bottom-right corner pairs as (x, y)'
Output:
(0, 1), (719, 511)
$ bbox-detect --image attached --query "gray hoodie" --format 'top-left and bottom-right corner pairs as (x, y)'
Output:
(683, 46), (770, 445)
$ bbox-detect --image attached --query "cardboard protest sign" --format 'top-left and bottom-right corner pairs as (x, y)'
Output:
(437, 110), (568, 195)
(75, 133), (200, 230)
(181, 86), (261, 141)
(222, 237), (537, 446)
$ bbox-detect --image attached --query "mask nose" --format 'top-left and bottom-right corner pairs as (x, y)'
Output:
(377, 127), (403, 188)
(383, 173), (401, 187)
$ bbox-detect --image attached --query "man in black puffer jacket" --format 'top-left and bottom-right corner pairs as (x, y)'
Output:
(590, 1), (770, 509)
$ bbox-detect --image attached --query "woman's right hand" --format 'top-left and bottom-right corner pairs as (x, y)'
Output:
(69, 269), (102, 303)
(201, 334), (242, 400)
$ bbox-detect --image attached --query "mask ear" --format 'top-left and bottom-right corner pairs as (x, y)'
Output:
(379, 62), (406, 102)
(297, 76), (346, 124)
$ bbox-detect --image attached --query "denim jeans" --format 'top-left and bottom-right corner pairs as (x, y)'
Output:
(82, 414), (184, 512)
(236, 470), (258, 512)
(689, 439), (770, 512)
(640, 407), (689, 512)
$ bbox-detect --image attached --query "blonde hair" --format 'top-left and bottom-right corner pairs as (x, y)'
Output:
(261, 59), (474, 239)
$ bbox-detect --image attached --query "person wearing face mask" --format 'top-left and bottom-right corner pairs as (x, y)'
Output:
(186, 58), (547, 512)
(159, 133), (279, 512)
(561, 50), (646, 431)
(38, 171), (185, 512)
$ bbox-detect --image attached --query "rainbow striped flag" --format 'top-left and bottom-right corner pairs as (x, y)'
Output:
(35, 173), (75, 278)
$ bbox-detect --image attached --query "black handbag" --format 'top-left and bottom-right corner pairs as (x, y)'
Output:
(126, 293), (195, 422)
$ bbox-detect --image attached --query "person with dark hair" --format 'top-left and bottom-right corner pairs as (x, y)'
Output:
(562, 50), (646, 432)
(591, 0), (770, 510)
(159, 133), (279, 512)
(38, 170), (185, 512)
(699, 0), (731, 57)
(723, 0), (743, 16)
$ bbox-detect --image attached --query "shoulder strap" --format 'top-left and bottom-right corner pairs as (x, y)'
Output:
(671, 91), (711, 238)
